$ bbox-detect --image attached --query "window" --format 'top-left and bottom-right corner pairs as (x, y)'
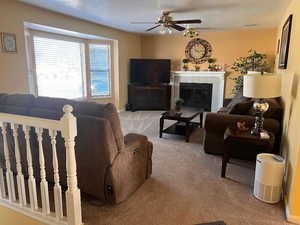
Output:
(33, 36), (85, 99)
(89, 44), (111, 96)
(29, 32), (112, 99)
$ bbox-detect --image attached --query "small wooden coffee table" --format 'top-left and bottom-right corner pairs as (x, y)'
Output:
(159, 110), (203, 142)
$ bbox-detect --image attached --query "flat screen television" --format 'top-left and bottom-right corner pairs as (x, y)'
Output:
(130, 59), (171, 84)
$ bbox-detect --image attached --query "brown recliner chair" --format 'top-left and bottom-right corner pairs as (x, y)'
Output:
(0, 93), (153, 204)
(204, 97), (282, 158)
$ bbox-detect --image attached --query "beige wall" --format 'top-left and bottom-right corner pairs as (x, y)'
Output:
(0, 0), (141, 109)
(141, 28), (277, 98)
(275, 0), (300, 221)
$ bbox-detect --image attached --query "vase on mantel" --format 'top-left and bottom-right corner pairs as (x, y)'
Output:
(182, 58), (190, 71)
(183, 64), (188, 71)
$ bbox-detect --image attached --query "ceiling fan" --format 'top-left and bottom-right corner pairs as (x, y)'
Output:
(131, 11), (201, 34)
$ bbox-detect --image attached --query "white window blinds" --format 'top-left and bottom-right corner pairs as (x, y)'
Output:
(33, 36), (85, 99)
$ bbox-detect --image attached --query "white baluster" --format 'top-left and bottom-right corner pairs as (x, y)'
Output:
(0, 168), (5, 199)
(0, 122), (16, 202)
(50, 130), (63, 219)
(23, 125), (38, 210)
(12, 124), (27, 206)
(60, 105), (82, 225)
(36, 127), (50, 215)
(0, 127), (5, 198)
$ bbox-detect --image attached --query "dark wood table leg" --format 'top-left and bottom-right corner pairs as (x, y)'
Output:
(199, 112), (203, 128)
(185, 122), (191, 142)
(159, 116), (164, 138)
(221, 146), (230, 178)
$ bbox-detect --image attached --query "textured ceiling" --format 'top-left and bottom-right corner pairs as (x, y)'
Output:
(20, 0), (291, 34)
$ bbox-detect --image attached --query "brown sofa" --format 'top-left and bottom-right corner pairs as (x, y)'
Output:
(204, 97), (282, 158)
(0, 93), (153, 204)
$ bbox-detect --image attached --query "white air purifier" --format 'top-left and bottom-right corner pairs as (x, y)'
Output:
(253, 153), (285, 203)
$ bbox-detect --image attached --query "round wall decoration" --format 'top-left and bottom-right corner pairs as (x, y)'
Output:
(185, 38), (212, 64)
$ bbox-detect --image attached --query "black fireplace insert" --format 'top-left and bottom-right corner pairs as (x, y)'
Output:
(179, 83), (213, 111)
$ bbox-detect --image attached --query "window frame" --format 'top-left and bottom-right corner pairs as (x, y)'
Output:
(27, 29), (113, 100)
(86, 40), (113, 99)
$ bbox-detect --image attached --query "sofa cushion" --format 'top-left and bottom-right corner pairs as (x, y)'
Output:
(217, 107), (229, 114)
(0, 94), (8, 104)
(29, 108), (64, 120)
(1, 94), (35, 115)
(226, 97), (247, 109)
(224, 97), (252, 115)
(29, 96), (80, 120)
(229, 101), (253, 115)
(5, 94), (35, 106)
(33, 96), (79, 111)
(248, 98), (282, 120)
(0, 94), (7, 113)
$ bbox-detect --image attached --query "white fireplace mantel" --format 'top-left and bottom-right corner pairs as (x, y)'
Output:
(171, 71), (225, 112)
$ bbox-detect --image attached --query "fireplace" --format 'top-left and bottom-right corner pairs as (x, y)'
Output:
(171, 71), (225, 112)
(180, 83), (213, 111)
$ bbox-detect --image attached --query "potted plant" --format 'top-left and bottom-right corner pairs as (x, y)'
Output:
(182, 58), (190, 71)
(175, 98), (184, 112)
(231, 49), (269, 74)
(231, 50), (270, 97)
(208, 58), (217, 71)
(231, 75), (244, 97)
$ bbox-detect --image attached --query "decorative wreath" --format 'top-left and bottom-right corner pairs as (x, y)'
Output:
(185, 38), (212, 64)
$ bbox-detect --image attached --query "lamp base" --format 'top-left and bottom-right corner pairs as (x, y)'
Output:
(251, 99), (269, 137)
(251, 128), (269, 137)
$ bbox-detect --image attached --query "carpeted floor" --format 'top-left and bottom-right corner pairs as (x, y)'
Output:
(82, 110), (290, 225)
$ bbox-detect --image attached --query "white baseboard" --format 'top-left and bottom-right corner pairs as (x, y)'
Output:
(285, 196), (300, 224)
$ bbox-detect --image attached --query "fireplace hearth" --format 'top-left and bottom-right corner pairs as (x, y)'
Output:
(180, 83), (213, 111)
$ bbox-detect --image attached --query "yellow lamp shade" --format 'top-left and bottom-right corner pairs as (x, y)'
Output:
(243, 74), (281, 98)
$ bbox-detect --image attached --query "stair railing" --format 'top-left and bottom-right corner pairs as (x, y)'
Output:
(0, 105), (82, 225)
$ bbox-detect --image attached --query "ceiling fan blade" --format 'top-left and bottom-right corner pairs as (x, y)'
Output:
(146, 25), (161, 31)
(173, 19), (202, 24)
(131, 22), (157, 24)
(170, 24), (185, 31)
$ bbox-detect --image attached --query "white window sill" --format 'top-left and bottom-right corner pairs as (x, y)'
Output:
(75, 96), (112, 101)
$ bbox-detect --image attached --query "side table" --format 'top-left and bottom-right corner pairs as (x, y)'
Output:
(221, 128), (275, 178)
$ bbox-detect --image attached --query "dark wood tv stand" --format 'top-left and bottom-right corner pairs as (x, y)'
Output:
(127, 84), (171, 111)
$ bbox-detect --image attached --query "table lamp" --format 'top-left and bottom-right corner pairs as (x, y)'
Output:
(243, 74), (281, 136)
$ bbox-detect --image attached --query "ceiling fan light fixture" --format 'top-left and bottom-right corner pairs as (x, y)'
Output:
(159, 26), (167, 34)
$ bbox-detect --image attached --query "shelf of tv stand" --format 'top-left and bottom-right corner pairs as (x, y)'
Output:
(127, 83), (171, 111)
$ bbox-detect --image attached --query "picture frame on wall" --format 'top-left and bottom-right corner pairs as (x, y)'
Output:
(278, 15), (293, 69)
(1, 32), (17, 53)
(277, 39), (280, 55)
